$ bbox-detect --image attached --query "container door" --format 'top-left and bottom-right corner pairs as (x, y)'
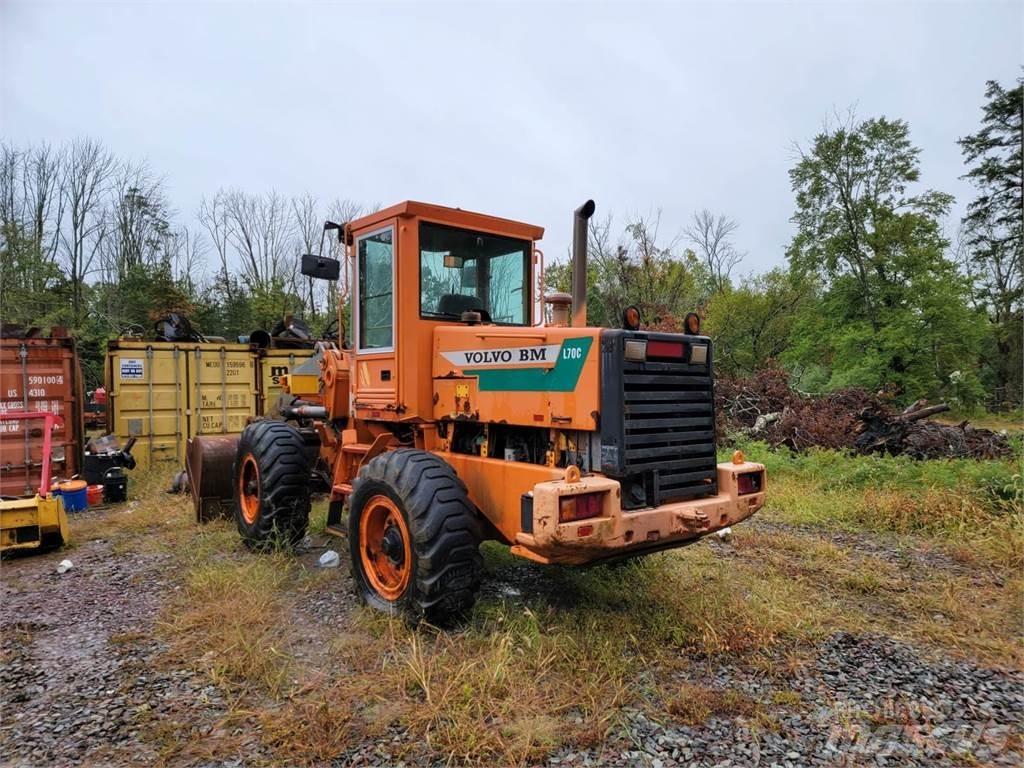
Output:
(0, 339), (81, 497)
(188, 346), (256, 437)
(107, 345), (188, 471)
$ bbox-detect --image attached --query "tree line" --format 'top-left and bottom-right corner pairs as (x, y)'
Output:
(548, 80), (1022, 411)
(2, 78), (1021, 409)
(0, 138), (362, 383)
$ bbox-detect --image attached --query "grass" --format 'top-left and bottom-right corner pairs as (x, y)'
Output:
(937, 408), (1024, 434)
(664, 684), (768, 727)
(163, 552), (297, 694)
(70, 469), (195, 552)
(63, 439), (1023, 766)
(726, 438), (1023, 568)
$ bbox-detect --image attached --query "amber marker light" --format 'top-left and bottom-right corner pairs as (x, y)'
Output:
(623, 306), (641, 330)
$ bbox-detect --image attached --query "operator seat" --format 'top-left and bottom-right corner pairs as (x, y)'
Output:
(438, 294), (491, 321)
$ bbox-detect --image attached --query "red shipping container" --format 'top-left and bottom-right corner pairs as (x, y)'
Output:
(0, 334), (85, 498)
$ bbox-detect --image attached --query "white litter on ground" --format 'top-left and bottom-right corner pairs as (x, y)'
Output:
(318, 550), (340, 568)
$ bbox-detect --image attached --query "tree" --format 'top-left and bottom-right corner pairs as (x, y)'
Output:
(959, 77), (1024, 407)
(684, 210), (744, 294)
(103, 159), (171, 280)
(703, 268), (814, 377)
(0, 220), (71, 329)
(222, 189), (296, 294)
(292, 192), (322, 316)
(59, 138), (115, 324)
(0, 142), (65, 265)
(1, 143), (71, 328)
(787, 113), (984, 403)
(573, 212), (711, 329)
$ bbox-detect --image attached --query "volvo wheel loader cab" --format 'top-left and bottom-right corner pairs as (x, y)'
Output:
(227, 199), (766, 624)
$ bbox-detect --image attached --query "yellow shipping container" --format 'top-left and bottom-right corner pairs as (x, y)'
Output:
(256, 348), (319, 415)
(106, 341), (257, 470)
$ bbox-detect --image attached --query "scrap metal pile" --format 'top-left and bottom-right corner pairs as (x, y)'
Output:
(716, 368), (1013, 460)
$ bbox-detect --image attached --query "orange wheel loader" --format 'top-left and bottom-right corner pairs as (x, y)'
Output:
(192, 200), (766, 624)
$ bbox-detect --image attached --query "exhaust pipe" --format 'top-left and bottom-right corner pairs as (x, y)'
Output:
(572, 199), (596, 327)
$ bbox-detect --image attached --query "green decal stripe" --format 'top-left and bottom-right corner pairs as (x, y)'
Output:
(465, 337), (593, 392)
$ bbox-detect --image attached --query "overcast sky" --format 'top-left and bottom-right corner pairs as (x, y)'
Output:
(1, 1), (1020, 276)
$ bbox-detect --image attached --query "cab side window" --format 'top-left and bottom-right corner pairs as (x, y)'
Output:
(358, 228), (394, 350)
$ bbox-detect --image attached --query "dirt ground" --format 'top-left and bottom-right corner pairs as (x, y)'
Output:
(1, 477), (1021, 768)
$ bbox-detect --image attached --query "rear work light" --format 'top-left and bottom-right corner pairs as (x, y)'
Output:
(646, 340), (686, 359)
(559, 491), (604, 523)
(737, 471), (763, 495)
(624, 340), (646, 361)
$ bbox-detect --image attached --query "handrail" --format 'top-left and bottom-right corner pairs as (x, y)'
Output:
(0, 411), (63, 496)
(473, 332), (548, 340)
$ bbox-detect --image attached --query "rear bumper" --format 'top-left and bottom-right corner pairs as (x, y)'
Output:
(512, 461), (765, 565)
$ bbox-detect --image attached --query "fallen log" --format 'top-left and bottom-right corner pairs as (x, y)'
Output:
(898, 403), (951, 423)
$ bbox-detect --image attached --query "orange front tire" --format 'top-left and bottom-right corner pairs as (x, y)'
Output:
(348, 449), (482, 625)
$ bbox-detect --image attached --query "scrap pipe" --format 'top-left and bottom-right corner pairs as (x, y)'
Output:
(572, 199), (596, 327)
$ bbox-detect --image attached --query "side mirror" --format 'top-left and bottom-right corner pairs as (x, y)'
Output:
(301, 253), (340, 281)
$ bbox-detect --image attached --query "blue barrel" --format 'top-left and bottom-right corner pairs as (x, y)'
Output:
(58, 480), (88, 512)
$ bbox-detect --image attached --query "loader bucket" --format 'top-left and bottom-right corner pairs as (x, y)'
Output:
(186, 435), (239, 523)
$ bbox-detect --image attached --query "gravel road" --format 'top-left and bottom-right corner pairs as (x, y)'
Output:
(0, 534), (241, 767)
(1, 506), (1020, 767)
(542, 631), (1023, 768)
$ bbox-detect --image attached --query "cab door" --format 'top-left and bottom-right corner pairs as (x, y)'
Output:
(352, 222), (399, 417)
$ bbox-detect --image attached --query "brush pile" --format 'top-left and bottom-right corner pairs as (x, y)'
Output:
(716, 368), (1013, 460)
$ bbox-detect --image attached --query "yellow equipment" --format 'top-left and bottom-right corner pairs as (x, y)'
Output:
(0, 495), (68, 552)
(0, 412), (69, 553)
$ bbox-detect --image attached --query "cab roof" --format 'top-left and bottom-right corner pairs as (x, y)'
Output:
(346, 200), (545, 242)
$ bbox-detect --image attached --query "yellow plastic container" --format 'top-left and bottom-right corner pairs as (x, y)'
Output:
(106, 341), (257, 470)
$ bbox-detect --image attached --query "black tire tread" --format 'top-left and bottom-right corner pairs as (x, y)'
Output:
(233, 421), (312, 549)
(350, 448), (482, 624)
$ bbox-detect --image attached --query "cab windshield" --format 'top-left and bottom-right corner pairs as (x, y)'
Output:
(419, 222), (530, 325)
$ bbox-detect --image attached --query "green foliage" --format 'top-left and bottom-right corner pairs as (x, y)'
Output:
(703, 268), (814, 376)
(0, 221), (74, 329)
(786, 115), (984, 404)
(958, 77), (1024, 408)
(725, 437), (1022, 513)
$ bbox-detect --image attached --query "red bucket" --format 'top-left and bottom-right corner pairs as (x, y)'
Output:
(86, 484), (104, 506)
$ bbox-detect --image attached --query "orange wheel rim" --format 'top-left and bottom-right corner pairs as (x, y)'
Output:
(359, 494), (412, 601)
(239, 454), (261, 525)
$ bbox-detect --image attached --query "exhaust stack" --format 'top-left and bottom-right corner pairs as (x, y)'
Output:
(572, 199), (595, 327)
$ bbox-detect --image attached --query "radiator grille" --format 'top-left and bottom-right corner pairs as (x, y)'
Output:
(600, 331), (718, 507)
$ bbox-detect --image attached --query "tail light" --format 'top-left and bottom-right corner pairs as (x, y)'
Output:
(559, 491), (604, 522)
(646, 340), (686, 359)
(737, 471), (763, 495)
